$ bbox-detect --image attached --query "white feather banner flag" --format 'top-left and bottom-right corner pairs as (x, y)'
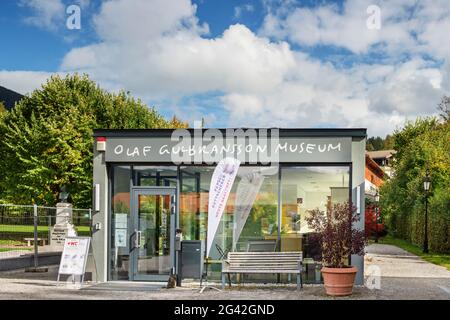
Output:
(232, 172), (265, 250)
(206, 157), (241, 257)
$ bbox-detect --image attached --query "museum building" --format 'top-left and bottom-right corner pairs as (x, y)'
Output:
(91, 128), (366, 285)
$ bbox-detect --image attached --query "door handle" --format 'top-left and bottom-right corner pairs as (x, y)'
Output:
(171, 195), (176, 215)
(134, 230), (142, 248)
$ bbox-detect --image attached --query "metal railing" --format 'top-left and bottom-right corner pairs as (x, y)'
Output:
(0, 204), (92, 268)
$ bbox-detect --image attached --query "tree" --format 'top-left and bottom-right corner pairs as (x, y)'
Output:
(438, 95), (450, 122)
(305, 202), (366, 268)
(0, 74), (187, 208)
(380, 116), (449, 253)
(366, 135), (395, 151)
(0, 102), (6, 201)
(383, 134), (394, 149)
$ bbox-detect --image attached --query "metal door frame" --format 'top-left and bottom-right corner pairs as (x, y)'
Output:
(129, 186), (177, 281)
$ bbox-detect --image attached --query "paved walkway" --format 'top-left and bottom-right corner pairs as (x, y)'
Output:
(0, 245), (61, 260)
(365, 243), (450, 299)
(0, 250), (32, 259)
(0, 244), (448, 299)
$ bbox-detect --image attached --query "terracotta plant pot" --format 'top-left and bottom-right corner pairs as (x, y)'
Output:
(321, 266), (358, 296)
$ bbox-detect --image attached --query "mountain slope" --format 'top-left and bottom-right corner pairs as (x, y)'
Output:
(0, 86), (24, 110)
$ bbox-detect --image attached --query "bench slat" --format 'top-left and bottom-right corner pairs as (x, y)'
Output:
(227, 258), (301, 261)
(228, 251), (302, 254)
(228, 257), (302, 261)
(226, 263), (300, 266)
(228, 255), (302, 258)
(229, 258), (302, 260)
(227, 256), (302, 259)
(222, 251), (303, 290)
(225, 261), (300, 264)
(224, 270), (301, 274)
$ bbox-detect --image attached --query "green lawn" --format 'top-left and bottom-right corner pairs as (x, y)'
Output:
(379, 235), (450, 270)
(0, 248), (32, 252)
(0, 239), (23, 245)
(0, 224), (90, 233)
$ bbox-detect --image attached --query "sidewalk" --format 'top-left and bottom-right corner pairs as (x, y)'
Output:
(0, 244), (449, 299)
(365, 243), (450, 299)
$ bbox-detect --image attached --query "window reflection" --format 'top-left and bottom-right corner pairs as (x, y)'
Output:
(180, 167), (213, 242)
(109, 164), (350, 283)
(110, 165), (131, 281)
(281, 166), (350, 258)
(133, 166), (177, 187)
(232, 166), (278, 253)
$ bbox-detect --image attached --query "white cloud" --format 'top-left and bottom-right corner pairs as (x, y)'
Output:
(259, 0), (450, 58)
(370, 59), (442, 112)
(76, 0), (91, 8)
(0, 71), (61, 94)
(19, 0), (91, 31)
(92, 0), (206, 43)
(8, 0), (449, 136)
(222, 93), (262, 117)
(234, 4), (254, 19)
(61, 22), (296, 98)
(19, 0), (65, 31)
(57, 0), (449, 136)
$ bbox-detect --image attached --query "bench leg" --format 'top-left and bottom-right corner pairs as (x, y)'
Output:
(297, 274), (303, 291)
(228, 273), (231, 287)
(222, 273), (226, 289)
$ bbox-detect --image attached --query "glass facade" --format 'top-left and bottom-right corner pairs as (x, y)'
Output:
(109, 164), (350, 282)
(110, 165), (131, 280)
(110, 166), (177, 280)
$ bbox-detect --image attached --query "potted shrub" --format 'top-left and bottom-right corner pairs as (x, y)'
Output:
(305, 202), (366, 296)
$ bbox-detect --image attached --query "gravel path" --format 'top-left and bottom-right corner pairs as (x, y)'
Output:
(0, 244), (448, 300)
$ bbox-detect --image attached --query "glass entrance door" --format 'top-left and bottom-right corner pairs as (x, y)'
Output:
(130, 187), (176, 281)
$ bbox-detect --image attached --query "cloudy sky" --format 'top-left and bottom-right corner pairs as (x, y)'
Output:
(0, 0), (449, 136)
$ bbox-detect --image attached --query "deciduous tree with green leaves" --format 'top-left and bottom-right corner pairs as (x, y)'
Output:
(0, 74), (187, 208)
(380, 100), (449, 253)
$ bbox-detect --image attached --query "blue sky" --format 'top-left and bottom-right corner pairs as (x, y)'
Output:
(0, 0), (349, 70)
(0, 0), (449, 136)
(0, 0), (261, 69)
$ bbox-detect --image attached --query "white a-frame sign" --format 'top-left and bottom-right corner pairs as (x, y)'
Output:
(57, 236), (91, 287)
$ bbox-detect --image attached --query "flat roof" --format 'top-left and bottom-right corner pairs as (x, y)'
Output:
(93, 128), (367, 138)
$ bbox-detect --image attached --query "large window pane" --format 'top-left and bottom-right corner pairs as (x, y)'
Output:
(210, 166), (279, 259)
(180, 167), (213, 242)
(133, 166), (177, 187)
(180, 166), (278, 281)
(110, 165), (131, 281)
(231, 166), (278, 253)
(280, 166), (349, 283)
(281, 166), (350, 255)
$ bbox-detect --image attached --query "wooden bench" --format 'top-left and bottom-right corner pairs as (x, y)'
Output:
(221, 251), (303, 290)
(24, 238), (47, 247)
